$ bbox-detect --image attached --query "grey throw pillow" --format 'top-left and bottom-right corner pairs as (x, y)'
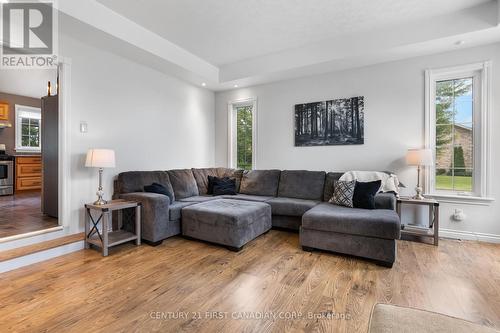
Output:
(329, 180), (356, 207)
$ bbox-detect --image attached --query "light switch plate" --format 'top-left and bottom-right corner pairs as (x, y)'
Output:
(80, 122), (88, 133)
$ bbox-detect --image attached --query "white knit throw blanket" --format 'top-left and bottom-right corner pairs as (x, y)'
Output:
(339, 171), (400, 194)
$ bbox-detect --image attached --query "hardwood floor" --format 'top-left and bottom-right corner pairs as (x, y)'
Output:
(0, 190), (58, 238)
(0, 230), (499, 332)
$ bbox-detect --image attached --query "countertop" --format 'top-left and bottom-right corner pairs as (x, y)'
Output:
(13, 153), (41, 157)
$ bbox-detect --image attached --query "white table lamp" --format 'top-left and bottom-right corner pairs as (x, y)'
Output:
(85, 149), (116, 205)
(406, 148), (433, 200)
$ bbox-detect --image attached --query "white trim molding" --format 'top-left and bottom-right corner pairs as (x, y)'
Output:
(440, 228), (500, 244)
(425, 193), (494, 206)
(227, 97), (258, 169)
(58, 58), (73, 232)
(424, 61), (492, 203)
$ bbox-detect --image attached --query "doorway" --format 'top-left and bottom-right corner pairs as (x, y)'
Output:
(0, 69), (59, 239)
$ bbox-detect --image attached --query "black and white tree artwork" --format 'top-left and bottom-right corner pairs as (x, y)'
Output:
(294, 96), (364, 146)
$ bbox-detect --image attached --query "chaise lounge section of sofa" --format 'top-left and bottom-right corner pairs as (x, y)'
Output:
(114, 167), (401, 266)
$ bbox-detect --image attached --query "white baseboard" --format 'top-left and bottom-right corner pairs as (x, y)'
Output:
(439, 228), (500, 243)
(0, 241), (84, 273)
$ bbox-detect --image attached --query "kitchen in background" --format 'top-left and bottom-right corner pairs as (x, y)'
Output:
(0, 81), (59, 238)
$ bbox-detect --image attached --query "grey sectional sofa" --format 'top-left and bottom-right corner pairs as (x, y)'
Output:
(114, 168), (401, 267)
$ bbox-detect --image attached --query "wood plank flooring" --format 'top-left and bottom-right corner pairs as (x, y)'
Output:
(0, 230), (499, 332)
(0, 190), (58, 238)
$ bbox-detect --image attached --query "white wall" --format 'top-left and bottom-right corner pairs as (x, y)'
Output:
(59, 34), (215, 233)
(215, 43), (500, 240)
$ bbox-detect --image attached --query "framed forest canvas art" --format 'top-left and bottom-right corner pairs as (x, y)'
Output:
(294, 96), (364, 146)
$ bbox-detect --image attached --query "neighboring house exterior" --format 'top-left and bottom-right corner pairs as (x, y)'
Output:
(436, 124), (473, 170)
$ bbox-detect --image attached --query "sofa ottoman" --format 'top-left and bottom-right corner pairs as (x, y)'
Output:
(181, 199), (272, 251)
(300, 203), (400, 267)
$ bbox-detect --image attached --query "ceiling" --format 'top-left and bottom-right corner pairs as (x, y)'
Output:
(96, 0), (491, 66)
(60, 0), (500, 90)
(0, 69), (57, 99)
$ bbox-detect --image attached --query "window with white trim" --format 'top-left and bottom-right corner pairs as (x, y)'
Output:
(425, 62), (491, 199)
(228, 99), (257, 170)
(15, 105), (42, 152)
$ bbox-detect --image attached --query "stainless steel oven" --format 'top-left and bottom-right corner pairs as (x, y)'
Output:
(0, 160), (13, 195)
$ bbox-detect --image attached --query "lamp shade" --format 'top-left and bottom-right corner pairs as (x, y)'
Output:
(406, 148), (433, 166)
(85, 149), (116, 168)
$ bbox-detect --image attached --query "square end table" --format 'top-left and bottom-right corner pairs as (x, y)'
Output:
(396, 197), (439, 246)
(84, 199), (141, 256)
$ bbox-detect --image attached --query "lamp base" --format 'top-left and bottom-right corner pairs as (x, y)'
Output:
(412, 186), (425, 200)
(93, 189), (107, 206)
(93, 198), (108, 206)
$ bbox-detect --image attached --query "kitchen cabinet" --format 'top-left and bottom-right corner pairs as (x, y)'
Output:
(16, 156), (42, 191)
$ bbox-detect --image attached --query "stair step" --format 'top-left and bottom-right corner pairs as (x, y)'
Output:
(0, 233), (84, 263)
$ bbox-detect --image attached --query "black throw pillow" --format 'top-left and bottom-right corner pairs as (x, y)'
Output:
(207, 175), (217, 194)
(352, 180), (382, 209)
(144, 182), (174, 203)
(212, 177), (237, 196)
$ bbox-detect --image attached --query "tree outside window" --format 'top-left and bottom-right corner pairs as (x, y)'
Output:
(15, 105), (42, 152)
(236, 105), (253, 170)
(435, 78), (473, 192)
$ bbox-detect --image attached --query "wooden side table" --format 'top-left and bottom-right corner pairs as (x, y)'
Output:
(85, 200), (141, 256)
(396, 197), (439, 246)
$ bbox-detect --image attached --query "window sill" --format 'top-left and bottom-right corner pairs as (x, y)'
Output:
(15, 149), (41, 153)
(424, 193), (495, 206)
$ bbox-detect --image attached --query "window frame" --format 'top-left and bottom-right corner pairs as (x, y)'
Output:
(227, 98), (257, 170)
(15, 104), (42, 153)
(424, 61), (492, 202)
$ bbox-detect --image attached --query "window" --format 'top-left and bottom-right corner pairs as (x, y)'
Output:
(435, 77), (474, 193)
(228, 99), (257, 170)
(15, 105), (42, 152)
(425, 62), (491, 200)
